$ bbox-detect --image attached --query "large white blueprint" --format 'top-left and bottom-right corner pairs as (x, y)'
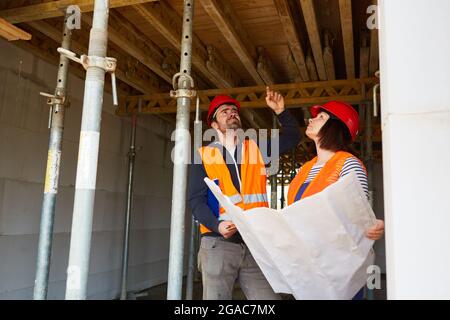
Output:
(204, 172), (377, 300)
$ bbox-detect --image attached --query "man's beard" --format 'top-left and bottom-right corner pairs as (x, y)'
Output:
(226, 118), (241, 130)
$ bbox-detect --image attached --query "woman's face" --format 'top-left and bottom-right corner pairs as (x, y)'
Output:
(306, 111), (330, 141)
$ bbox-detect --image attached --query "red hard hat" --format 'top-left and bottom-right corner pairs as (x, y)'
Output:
(310, 101), (359, 141)
(207, 95), (241, 126)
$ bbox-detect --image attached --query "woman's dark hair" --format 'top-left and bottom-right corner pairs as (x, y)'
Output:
(317, 112), (355, 154)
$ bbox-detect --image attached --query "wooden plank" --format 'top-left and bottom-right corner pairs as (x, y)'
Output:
(121, 78), (377, 114)
(125, 95), (365, 114)
(0, 17), (31, 41)
(299, 0), (327, 81)
(0, 0), (158, 24)
(369, 0), (379, 76)
(273, 0), (309, 81)
(323, 31), (336, 80)
(306, 51), (319, 81)
(206, 45), (240, 88)
(27, 20), (162, 94)
(81, 11), (172, 84)
(131, 78), (375, 98)
(201, 0), (266, 85)
(257, 47), (276, 85)
(339, 0), (355, 79)
(369, 30), (379, 76)
(132, 2), (226, 88)
(132, 1), (268, 128)
(360, 31), (370, 78)
(360, 46), (370, 78)
(16, 24), (175, 125)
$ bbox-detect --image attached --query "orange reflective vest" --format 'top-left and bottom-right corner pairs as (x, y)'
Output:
(287, 151), (366, 205)
(199, 139), (268, 234)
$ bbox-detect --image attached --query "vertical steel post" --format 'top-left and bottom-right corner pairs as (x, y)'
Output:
(167, 0), (195, 300)
(365, 101), (375, 301)
(119, 113), (138, 300)
(34, 13), (72, 300)
(186, 97), (201, 300)
(186, 216), (197, 300)
(270, 115), (278, 209)
(280, 161), (285, 209)
(65, 0), (110, 300)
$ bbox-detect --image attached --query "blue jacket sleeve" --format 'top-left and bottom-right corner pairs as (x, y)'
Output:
(187, 160), (222, 234)
(262, 109), (301, 164)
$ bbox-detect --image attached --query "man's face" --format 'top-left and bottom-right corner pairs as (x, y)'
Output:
(211, 104), (242, 132)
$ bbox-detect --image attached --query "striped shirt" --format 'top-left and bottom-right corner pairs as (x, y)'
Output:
(301, 157), (369, 199)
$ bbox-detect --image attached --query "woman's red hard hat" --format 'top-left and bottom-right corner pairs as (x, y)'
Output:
(310, 101), (359, 141)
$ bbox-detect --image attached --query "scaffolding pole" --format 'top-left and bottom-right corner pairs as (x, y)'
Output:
(65, 0), (111, 300)
(186, 216), (197, 300)
(119, 113), (138, 300)
(33, 12), (72, 300)
(365, 100), (375, 301)
(270, 115), (278, 209)
(167, 0), (196, 300)
(186, 97), (201, 300)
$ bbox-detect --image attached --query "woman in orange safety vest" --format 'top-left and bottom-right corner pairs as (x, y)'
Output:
(287, 101), (385, 300)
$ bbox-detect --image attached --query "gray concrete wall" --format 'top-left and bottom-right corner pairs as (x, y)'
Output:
(0, 38), (178, 299)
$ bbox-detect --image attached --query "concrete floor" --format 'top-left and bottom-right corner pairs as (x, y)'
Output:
(133, 274), (387, 300)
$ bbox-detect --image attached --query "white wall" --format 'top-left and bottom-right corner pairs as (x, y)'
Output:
(0, 38), (179, 299)
(379, 0), (450, 299)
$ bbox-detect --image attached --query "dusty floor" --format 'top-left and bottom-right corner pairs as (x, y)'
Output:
(133, 274), (387, 300)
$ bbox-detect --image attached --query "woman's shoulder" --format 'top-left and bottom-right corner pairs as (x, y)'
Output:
(340, 155), (367, 176)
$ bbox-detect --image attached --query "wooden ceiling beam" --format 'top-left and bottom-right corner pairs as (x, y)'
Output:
(369, 30), (379, 77)
(306, 50), (319, 81)
(369, 0), (379, 77)
(132, 1), (267, 128)
(323, 30), (336, 80)
(26, 20), (163, 95)
(0, 0), (159, 24)
(201, 0), (273, 86)
(81, 11), (172, 84)
(119, 78), (378, 115)
(339, 0), (355, 79)
(360, 32), (370, 78)
(273, 0), (309, 81)
(0, 17), (31, 41)
(132, 2), (219, 87)
(299, 0), (327, 81)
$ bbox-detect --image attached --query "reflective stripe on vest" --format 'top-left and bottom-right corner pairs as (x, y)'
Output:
(244, 193), (268, 204)
(199, 139), (268, 234)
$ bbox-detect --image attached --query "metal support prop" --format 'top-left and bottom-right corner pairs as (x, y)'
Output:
(34, 12), (72, 300)
(119, 113), (138, 300)
(365, 100), (375, 301)
(65, 0), (111, 300)
(186, 216), (197, 300)
(270, 115), (278, 209)
(186, 96), (201, 300)
(167, 0), (196, 300)
(280, 161), (285, 209)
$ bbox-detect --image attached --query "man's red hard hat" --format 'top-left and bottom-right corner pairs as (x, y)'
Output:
(207, 95), (241, 126)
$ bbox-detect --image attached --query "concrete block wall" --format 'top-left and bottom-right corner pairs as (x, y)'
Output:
(0, 38), (179, 299)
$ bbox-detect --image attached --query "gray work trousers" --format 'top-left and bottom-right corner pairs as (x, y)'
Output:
(198, 236), (281, 300)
